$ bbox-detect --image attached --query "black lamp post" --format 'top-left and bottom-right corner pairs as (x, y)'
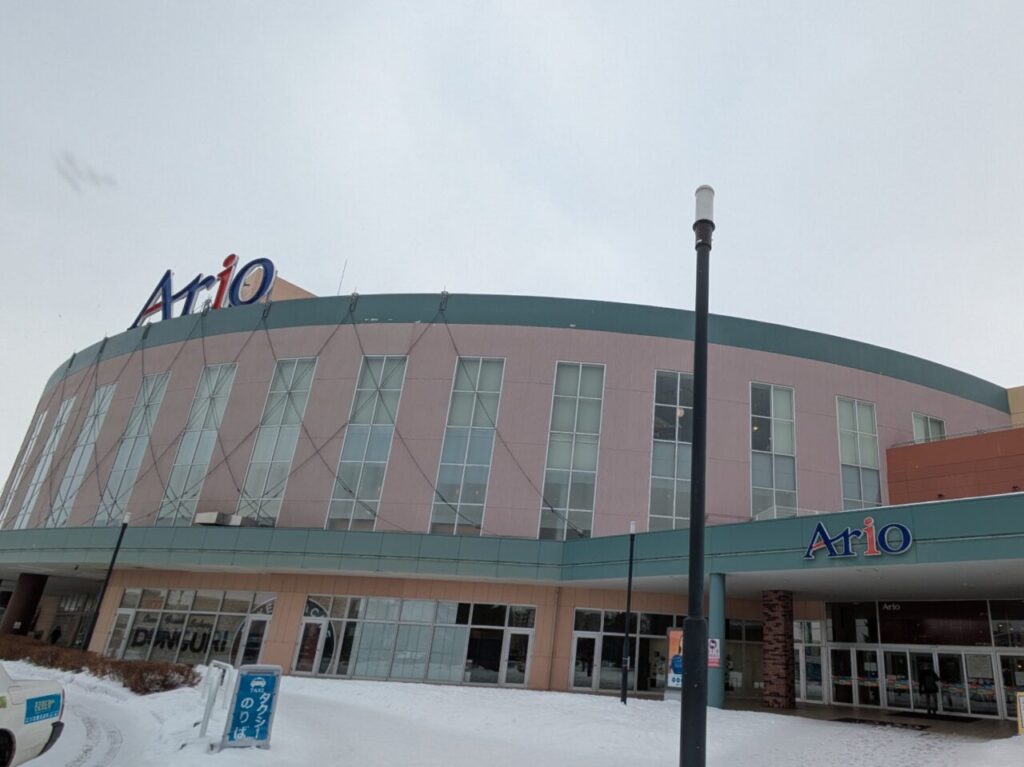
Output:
(680, 185), (714, 767)
(81, 512), (130, 651)
(620, 520), (637, 705)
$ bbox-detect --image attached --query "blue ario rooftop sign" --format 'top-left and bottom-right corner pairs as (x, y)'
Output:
(804, 516), (913, 560)
(131, 255), (276, 330)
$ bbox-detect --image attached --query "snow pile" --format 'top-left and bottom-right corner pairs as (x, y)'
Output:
(8, 661), (1021, 767)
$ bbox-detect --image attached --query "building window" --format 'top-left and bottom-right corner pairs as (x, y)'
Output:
(570, 608), (683, 693)
(156, 363), (237, 526)
(46, 384), (118, 528)
(750, 383), (797, 520)
(912, 413), (945, 443)
(649, 371), (693, 531)
(539, 362), (604, 540)
(238, 358), (317, 526)
(0, 409), (48, 527)
(12, 397), (76, 530)
(430, 358), (504, 536)
(106, 588), (275, 665)
(294, 594), (534, 686)
(837, 397), (881, 510)
(95, 373), (170, 527)
(327, 356), (407, 531)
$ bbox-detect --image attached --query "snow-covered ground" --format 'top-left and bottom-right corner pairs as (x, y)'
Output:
(8, 661), (1021, 767)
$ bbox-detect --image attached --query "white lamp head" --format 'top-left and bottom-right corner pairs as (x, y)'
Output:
(695, 185), (715, 224)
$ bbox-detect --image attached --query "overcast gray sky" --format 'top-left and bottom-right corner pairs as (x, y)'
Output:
(2, 1), (1024, 474)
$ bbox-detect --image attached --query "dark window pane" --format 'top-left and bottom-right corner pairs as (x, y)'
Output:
(751, 384), (772, 417)
(827, 603), (878, 643)
(751, 417), (772, 451)
(471, 604), (507, 627)
(456, 603), (472, 625)
(574, 609), (602, 632)
(603, 611), (638, 634)
(878, 601), (991, 646)
(654, 406), (676, 440)
(991, 601), (1024, 647)
(677, 375), (694, 408)
(641, 613), (673, 637)
(655, 372), (677, 405)
(677, 408), (693, 443)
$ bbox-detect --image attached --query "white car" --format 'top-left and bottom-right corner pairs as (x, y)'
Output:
(0, 665), (63, 767)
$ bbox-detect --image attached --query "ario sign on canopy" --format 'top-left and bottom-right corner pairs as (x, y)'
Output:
(803, 516), (913, 560)
(130, 255), (276, 330)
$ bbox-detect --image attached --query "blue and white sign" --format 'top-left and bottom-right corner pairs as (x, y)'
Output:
(220, 665), (282, 750)
(24, 694), (61, 724)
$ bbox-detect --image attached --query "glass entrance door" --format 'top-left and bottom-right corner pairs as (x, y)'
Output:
(293, 618), (327, 673)
(999, 655), (1024, 718)
(794, 645), (824, 702)
(500, 631), (530, 686)
(236, 616), (269, 666)
(830, 649), (854, 704)
(965, 653), (998, 716)
(884, 651), (912, 709)
(856, 649), (881, 706)
(573, 635), (597, 689)
(937, 653), (968, 713)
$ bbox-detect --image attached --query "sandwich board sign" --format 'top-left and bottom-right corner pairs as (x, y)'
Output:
(220, 665), (282, 750)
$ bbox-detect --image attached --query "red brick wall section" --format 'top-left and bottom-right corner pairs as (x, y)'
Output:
(762, 590), (795, 709)
(886, 427), (1024, 505)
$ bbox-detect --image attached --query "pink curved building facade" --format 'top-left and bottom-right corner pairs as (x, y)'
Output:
(2, 292), (1023, 719)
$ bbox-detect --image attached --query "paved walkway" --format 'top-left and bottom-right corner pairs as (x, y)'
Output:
(723, 696), (1019, 739)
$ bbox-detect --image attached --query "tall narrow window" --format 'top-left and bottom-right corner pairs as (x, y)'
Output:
(750, 383), (797, 519)
(430, 358), (504, 536)
(649, 371), (693, 531)
(95, 373), (170, 526)
(327, 356), (407, 531)
(837, 397), (881, 510)
(912, 413), (945, 443)
(46, 384), (117, 527)
(539, 362), (604, 540)
(12, 397), (76, 529)
(237, 358), (317, 526)
(0, 409), (48, 526)
(157, 363), (237, 526)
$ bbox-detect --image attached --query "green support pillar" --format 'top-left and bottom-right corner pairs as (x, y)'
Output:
(708, 572), (726, 708)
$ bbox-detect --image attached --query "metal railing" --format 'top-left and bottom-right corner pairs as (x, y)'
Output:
(890, 421), (1024, 449)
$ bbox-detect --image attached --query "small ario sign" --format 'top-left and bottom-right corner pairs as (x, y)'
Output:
(220, 665), (282, 750)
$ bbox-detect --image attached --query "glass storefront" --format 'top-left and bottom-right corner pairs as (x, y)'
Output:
(105, 588), (274, 666)
(725, 619), (763, 698)
(571, 609), (682, 694)
(293, 595), (534, 687)
(822, 600), (1024, 719)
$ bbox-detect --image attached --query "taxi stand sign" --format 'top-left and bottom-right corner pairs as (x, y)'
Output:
(220, 665), (282, 750)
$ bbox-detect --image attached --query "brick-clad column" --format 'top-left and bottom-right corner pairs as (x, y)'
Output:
(762, 590), (795, 709)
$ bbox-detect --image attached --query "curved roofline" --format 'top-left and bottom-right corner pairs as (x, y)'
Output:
(43, 293), (1008, 412)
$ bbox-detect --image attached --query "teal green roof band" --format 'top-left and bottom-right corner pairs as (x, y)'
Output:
(4, 495), (1024, 580)
(43, 293), (1008, 412)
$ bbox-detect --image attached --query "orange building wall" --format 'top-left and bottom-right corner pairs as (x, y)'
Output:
(886, 426), (1024, 505)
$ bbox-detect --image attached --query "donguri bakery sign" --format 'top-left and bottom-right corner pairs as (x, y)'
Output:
(803, 516), (913, 560)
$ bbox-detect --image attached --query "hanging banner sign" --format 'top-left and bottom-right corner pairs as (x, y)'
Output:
(803, 516), (912, 560)
(130, 255), (277, 330)
(667, 628), (683, 688)
(220, 664), (282, 750)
